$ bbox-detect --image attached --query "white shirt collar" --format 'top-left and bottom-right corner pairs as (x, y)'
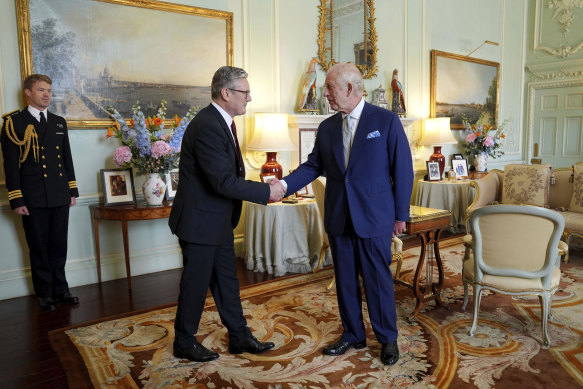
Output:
(27, 105), (48, 123)
(342, 98), (365, 128)
(211, 101), (233, 128)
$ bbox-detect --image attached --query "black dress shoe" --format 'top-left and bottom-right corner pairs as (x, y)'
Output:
(322, 339), (367, 356)
(55, 292), (79, 305)
(229, 336), (275, 354)
(381, 341), (400, 365)
(38, 297), (56, 311)
(173, 342), (219, 362)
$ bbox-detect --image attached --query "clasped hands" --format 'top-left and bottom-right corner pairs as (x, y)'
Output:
(268, 178), (286, 202)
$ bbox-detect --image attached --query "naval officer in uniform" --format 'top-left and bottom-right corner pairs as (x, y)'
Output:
(1, 74), (79, 311)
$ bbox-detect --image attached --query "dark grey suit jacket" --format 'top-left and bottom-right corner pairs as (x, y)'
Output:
(168, 103), (269, 245)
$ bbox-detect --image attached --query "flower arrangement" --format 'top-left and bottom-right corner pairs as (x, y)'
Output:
(462, 112), (507, 159)
(106, 100), (199, 176)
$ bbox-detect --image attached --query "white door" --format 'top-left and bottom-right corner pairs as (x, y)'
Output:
(529, 84), (583, 167)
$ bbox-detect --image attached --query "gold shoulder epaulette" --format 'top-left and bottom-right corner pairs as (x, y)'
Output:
(1, 109), (20, 120)
(2, 114), (39, 163)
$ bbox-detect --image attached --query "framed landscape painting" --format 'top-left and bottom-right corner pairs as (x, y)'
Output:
(430, 50), (499, 129)
(15, 0), (233, 128)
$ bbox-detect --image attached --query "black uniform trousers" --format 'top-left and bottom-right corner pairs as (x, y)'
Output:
(21, 204), (70, 298)
(173, 233), (251, 349)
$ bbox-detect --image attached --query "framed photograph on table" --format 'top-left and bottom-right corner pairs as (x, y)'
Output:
(427, 161), (441, 181)
(430, 50), (499, 129)
(452, 154), (464, 160)
(164, 169), (179, 201)
(260, 173), (278, 183)
(100, 169), (136, 206)
(295, 186), (309, 197)
(452, 159), (469, 179)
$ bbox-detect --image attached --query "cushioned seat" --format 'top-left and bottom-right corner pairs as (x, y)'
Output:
(462, 204), (565, 347)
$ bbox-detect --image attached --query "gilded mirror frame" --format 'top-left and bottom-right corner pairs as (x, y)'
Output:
(317, 0), (378, 79)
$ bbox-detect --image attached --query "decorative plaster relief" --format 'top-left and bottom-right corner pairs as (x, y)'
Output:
(535, 0), (583, 57)
(547, 0), (583, 36)
(530, 68), (583, 80)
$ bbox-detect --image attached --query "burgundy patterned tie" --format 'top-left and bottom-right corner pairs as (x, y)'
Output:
(231, 121), (244, 177)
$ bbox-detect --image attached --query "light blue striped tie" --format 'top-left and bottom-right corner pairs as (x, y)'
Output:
(342, 115), (352, 168)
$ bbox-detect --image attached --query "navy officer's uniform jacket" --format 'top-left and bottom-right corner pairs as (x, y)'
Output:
(1, 107), (78, 298)
(1, 108), (78, 208)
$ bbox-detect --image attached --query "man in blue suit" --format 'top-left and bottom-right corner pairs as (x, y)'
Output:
(281, 63), (413, 365)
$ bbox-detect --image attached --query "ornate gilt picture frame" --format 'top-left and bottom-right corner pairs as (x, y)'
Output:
(430, 50), (500, 129)
(15, 0), (233, 128)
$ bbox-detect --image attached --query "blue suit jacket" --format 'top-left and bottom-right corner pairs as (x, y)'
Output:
(284, 102), (413, 238)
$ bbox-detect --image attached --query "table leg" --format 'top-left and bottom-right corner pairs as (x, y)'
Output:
(408, 229), (449, 320)
(93, 216), (102, 283)
(121, 220), (132, 291)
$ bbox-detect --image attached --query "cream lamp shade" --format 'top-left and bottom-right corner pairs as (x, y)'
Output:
(247, 113), (296, 179)
(419, 117), (457, 180)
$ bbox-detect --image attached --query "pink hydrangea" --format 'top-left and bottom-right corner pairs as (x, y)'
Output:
(151, 140), (173, 159)
(465, 133), (478, 143)
(483, 135), (495, 147)
(113, 146), (132, 167)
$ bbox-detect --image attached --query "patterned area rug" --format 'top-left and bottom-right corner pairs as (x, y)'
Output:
(49, 238), (583, 388)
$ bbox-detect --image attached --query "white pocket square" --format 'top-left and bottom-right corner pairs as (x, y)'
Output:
(366, 130), (381, 139)
(56, 132), (64, 135)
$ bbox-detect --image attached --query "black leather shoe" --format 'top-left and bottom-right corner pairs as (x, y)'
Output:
(55, 292), (79, 305)
(381, 341), (400, 365)
(229, 336), (275, 354)
(322, 339), (367, 356)
(173, 342), (219, 362)
(38, 297), (56, 311)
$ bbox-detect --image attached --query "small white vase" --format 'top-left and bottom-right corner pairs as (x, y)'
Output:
(142, 173), (166, 206)
(474, 153), (488, 172)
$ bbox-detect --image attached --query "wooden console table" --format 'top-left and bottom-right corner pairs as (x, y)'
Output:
(90, 203), (173, 290)
(396, 205), (452, 320)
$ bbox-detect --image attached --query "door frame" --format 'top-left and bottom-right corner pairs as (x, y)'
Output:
(526, 70), (583, 165)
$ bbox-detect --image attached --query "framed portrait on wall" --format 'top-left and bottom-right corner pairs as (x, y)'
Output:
(426, 161), (441, 181)
(15, 0), (233, 128)
(100, 168), (136, 206)
(299, 128), (318, 165)
(430, 50), (500, 129)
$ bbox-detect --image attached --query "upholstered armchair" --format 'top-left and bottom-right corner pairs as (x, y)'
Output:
(311, 177), (404, 290)
(462, 204), (565, 347)
(464, 164), (569, 260)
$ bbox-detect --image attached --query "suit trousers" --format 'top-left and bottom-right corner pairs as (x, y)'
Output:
(21, 204), (70, 298)
(329, 216), (398, 344)
(174, 235), (251, 349)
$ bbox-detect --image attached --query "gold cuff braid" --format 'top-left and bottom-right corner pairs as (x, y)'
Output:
(2, 116), (39, 163)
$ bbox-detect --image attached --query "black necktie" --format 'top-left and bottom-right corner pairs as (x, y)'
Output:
(231, 122), (244, 177)
(38, 111), (47, 135)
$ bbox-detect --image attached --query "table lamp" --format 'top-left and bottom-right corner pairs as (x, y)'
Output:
(247, 113), (296, 179)
(419, 117), (457, 180)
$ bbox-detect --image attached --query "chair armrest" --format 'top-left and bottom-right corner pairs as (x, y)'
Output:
(465, 172), (502, 232)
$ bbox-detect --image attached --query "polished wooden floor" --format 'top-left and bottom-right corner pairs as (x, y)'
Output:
(0, 234), (444, 388)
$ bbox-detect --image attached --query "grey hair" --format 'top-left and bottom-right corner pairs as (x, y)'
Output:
(211, 66), (248, 99)
(329, 63), (363, 94)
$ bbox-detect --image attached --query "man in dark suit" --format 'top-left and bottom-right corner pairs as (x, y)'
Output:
(280, 63), (414, 366)
(1, 74), (80, 311)
(169, 66), (284, 362)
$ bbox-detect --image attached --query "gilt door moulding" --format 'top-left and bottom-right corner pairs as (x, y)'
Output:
(534, 0), (583, 58)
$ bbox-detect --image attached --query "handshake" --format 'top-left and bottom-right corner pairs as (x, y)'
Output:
(268, 178), (286, 202)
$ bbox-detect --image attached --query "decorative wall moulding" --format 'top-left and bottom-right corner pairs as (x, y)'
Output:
(527, 59), (583, 82)
(534, 0), (583, 58)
